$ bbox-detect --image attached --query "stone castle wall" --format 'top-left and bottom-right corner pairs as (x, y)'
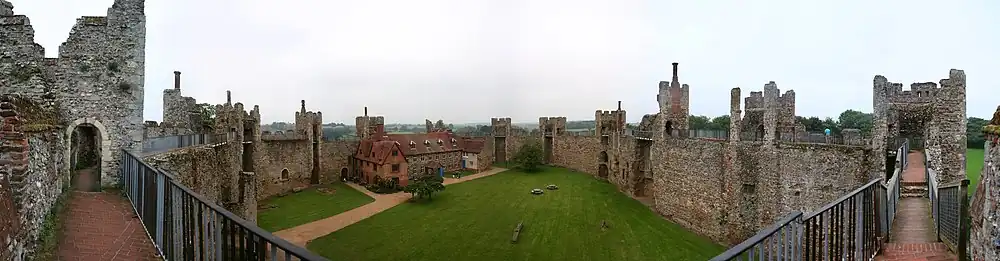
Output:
(1, 0), (147, 187)
(0, 97), (69, 260)
(549, 135), (600, 175)
(971, 118), (1000, 260)
(142, 142), (257, 221)
(258, 140), (313, 198)
(490, 115), (873, 245)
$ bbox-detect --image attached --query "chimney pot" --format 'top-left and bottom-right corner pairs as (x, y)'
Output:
(173, 71), (181, 90)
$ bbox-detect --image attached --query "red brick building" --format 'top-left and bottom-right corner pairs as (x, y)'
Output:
(351, 123), (486, 185)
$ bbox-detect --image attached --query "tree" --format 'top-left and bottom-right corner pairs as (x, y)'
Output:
(688, 115), (711, 130)
(708, 115), (731, 131)
(196, 103), (216, 131)
(837, 110), (873, 135)
(968, 117), (989, 149)
(403, 174), (445, 200)
(512, 139), (544, 172)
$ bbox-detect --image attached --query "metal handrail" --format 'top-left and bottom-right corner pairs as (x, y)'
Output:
(710, 139), (910, 261)
(708, 212), (804, 261)
(120, 149), (328, 261)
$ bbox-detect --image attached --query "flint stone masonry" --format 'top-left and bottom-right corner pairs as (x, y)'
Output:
(158, 71), (201, 135)
(0, 96), (67, 260)
(970, 114), (1000, 261)
(0, 0), (146, 187)
(872, 70), (966, 184)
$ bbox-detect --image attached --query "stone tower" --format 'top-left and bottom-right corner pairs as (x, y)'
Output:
(212, 96), (261, 222)
(1, 0), (147, 186)
(871, 69), (967, 183)
(355, 107), (385, 139)
(657, 62), (690, 137)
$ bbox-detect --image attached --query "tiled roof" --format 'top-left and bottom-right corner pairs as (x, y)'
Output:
(461, 138), (485, 154)
(385, 132), (463, 156)
(356, 139), (399, 164)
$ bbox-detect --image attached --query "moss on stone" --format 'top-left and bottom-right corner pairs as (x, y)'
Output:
(23, 124), (58, 133)
(107, 61), (120, 73)
(10, 64), (42, 83)
(9, 98), (62, 126)
(984, 125), (1000, 135)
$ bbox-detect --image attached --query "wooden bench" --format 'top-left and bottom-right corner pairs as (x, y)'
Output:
(511, 222), (523, 243)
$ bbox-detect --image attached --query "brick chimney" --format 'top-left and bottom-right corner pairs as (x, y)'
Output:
(671, 63), (679, 83)
(173, 71), (181, 90)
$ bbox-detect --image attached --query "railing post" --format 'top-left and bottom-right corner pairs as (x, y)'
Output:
(155, 169), (166, 247)
(959, 179), (970, 261)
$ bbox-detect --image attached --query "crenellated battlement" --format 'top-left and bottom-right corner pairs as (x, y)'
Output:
(538, 117), (567, 136)
(491, 117), (512, 137)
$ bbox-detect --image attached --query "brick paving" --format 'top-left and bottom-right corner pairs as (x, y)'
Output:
(877, 152), (957, 261)
(57, 191), (159, 261)
(274, 167), (508, 247)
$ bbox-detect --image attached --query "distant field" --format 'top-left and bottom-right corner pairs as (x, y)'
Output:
(968, 148), (984, 196)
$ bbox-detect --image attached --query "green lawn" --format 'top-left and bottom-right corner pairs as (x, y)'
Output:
(308, 167), (725, 261)
(257, 182), (374, 232)
(968, 148), (985, 196)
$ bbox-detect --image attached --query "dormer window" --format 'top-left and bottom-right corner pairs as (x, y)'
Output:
(437, 139), (443, 144)
(409, 141), (416, 149)
(451, 138), (456, 143)
(424, 140), (431, 145)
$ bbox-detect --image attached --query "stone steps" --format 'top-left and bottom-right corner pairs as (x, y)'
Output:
(901, 184), (928, 198)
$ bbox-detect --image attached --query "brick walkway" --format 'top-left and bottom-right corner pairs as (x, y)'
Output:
(274, 167), (508, 247)
(877, 152), (956, 261)
(57, 191), (158, 261)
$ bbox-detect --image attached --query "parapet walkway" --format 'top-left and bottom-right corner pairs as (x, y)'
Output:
(274, 167), (508, 247)
(876, 152), (956, 261)
(57, 191), (158, 261)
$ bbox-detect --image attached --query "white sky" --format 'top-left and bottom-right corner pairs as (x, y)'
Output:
(11, 0), (1000, 124)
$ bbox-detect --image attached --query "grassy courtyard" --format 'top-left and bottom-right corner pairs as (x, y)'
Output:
(257, 182), (374, 232)
(968, 148), (984, 196)
(308, 167), (725, 261)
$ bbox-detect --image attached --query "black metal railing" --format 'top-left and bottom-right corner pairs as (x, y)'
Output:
(708, 211), (804, 260)
(926, 150), (970, 260)
(142, 133), (215, 155)
(120, 149), (328, 261)
(710, 139), (910, 261)
(801, 178), (883, 260)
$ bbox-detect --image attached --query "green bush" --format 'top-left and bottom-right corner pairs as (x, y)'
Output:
(403, 175), (445, 201)
(512, 139), (544, 173)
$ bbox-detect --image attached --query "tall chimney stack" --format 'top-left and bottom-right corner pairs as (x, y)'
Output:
(364, 106), (368, 116)
(173, 71), (181, 90)
(301, 100), (306, 112)
(226, 90), (231, 104)
(617, 101), (622, 110)
(671, 63), (679, 83)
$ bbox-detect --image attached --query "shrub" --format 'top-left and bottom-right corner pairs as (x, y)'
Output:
(403, 174), (445, 201)
(512, 139), (544, 173)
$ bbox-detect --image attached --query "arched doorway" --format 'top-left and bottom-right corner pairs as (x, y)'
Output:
(599, 151), (608, 163)
(340, 168), (349, 181)
(598, 164), (609, 178)
(70, 123), (102, 191)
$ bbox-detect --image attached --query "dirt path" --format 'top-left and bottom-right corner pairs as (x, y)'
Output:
(274, 167), (508, 247)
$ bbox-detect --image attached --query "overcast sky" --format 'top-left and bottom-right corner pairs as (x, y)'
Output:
(12, 0), (1000, 124)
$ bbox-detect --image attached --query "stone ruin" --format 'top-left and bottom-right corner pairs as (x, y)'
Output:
(481, 63), (968, 246)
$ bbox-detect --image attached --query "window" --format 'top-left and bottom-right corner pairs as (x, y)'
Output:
(392, 164), (400, 173)
(392, 150), (398, 156)
(437, 139), (443, 144)
(424, 140), (431, 145)
(374, 165), (378, 172)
